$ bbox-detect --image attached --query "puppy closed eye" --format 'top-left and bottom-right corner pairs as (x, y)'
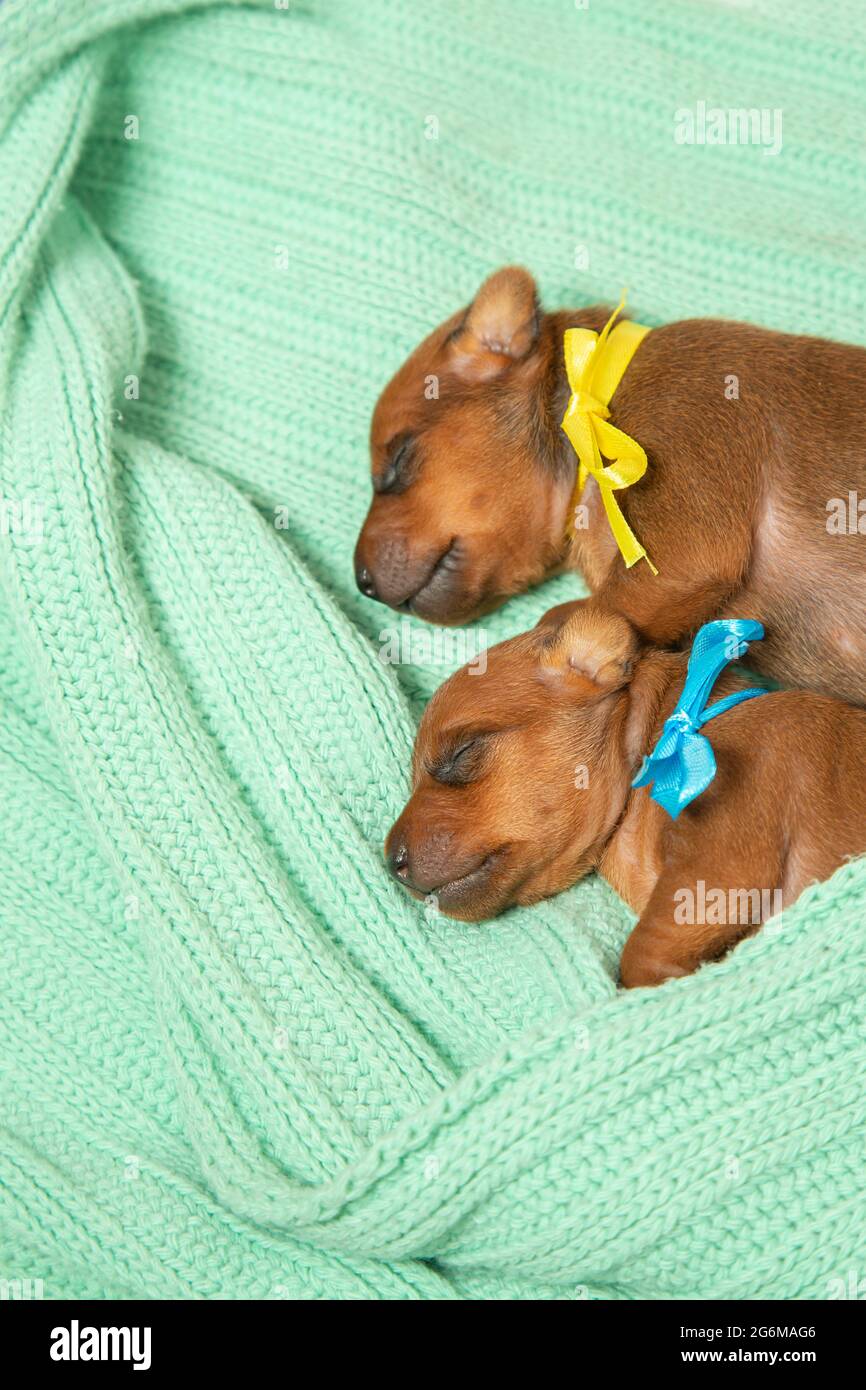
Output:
(428, 736), (486, 786)
(375, 433), (417, 494)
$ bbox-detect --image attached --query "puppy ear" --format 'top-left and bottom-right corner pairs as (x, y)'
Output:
(534, 600), (587, 634)
(449, 266), (539, 381)
(538, 602), (638, 698)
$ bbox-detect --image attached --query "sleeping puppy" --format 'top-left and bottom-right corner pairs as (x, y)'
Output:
(355, 266), (866, 704)
(384, 600), (866, 987)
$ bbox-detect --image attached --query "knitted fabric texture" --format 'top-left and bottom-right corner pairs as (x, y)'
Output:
(1, 0), (865, 1300)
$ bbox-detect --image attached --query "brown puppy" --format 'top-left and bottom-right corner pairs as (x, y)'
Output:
(356, 266), (866, 703)
(385, 600), (866, 987)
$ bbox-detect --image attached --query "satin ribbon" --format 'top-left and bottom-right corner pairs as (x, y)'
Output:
(562, 292), (656, 572)
(631, 619), (767, 819)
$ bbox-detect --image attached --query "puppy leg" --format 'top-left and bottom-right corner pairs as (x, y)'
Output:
(592, 565), (738, 648)
(619, 846), (785, 989)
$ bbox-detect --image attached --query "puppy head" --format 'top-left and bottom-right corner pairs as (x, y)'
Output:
(385, 601), (642, 920)
(354, 267), (574, 624)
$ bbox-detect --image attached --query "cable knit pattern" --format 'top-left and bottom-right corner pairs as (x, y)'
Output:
(1, 0), (865, 1300)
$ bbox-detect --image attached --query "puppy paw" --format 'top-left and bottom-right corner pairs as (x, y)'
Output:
(619, 941), (691, 989)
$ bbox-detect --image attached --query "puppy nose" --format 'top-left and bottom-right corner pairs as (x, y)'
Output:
(387, 841), (411, 883)
(356, 565), (378, 599)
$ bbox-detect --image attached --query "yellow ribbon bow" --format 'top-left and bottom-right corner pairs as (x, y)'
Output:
(561, 291), (657, 573)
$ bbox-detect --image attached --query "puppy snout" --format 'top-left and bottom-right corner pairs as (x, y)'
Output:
(387, 839), (411, 884)
(385, 817), (459, 896)
(355, 564), (378, 599)
(385, 835), (438, 895)
(353, 529), (384, 604)
(363, 537), (417, 609)
(355, 522), (454, 613)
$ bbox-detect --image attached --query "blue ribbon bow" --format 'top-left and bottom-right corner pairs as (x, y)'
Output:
(631, 619), (766, 819)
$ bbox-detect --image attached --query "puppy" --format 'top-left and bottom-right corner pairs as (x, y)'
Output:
(356, 266), (866, 704)
(385, 600), (866, 988)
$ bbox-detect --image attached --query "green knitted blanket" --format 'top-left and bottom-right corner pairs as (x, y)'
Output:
(2, 0), (865, 1301)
